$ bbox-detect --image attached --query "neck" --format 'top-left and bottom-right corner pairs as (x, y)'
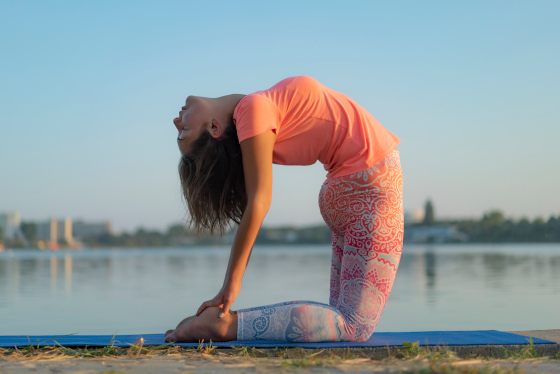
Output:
(212, 94), (246, 126)
(220, 94), (246, 113)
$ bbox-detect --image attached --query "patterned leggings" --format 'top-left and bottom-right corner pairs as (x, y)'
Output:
(237, 150), (403, 342)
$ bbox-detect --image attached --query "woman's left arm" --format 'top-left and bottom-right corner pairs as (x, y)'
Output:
(196, 130), (277, 318)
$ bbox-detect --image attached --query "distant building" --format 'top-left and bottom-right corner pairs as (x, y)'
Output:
(404, 225), (468, 243)
(36, 218), (78, 249)
(57, 217), (74, 244)
(72, 220), (112, 240)
(0, 211), (22, 241)
(36, 219), (58, 243)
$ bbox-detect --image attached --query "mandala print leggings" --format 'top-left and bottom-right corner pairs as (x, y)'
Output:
(237, 150), (403, 342)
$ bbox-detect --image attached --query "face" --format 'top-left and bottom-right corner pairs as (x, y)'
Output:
(173, 96), (213, 155)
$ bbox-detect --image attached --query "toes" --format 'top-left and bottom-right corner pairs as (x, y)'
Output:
(164, 332), (176, 342)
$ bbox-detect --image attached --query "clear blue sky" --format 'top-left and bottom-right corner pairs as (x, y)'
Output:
(1, 0), (559, 232)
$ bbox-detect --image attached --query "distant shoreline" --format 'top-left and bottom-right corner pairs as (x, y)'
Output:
(3, 209), (559, 249)
(2, 241), (560, 252)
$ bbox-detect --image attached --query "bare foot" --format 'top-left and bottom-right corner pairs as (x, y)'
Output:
(164, 316), (196, 340)
(164, 307), (237, 343)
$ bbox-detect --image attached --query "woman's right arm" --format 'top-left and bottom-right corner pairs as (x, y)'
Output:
(196, 130), (277, 318)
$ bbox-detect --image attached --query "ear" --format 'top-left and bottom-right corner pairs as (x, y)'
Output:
(208, 117), (224, 139)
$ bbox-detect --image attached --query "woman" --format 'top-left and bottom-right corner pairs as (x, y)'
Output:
(165, 76), (403, 343)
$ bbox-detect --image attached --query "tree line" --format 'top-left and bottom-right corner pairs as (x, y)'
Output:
(3, 209), (560, 249)
(450, 211), (560, 243)
(66, 211), (560, 246)
(412, 199), (560, 243)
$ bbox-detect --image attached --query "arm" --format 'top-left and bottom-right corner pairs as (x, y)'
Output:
(196, 129), (277, 317)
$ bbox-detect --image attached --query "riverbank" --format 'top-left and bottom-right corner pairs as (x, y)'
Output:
(1, 330), (558, 374)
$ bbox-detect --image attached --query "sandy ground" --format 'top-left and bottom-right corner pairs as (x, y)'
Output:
(3, 353), (560, 374)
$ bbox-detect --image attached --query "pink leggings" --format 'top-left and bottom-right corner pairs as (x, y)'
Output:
(237, 150), (403, 342)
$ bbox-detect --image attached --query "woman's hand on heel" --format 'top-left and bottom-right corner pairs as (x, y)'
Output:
(196, 281), (241, 318)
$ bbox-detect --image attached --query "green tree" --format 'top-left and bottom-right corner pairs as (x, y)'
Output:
(546, 216), (560, 241)
(423, 199), (435, 225)
(514, 218), (531, 242)
(479, 211), (505, 242)
(531, 217), (547, 242)
(167, 224), (188, 238)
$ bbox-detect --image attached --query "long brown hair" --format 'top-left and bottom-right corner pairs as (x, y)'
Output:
(179, 124), (246, 236)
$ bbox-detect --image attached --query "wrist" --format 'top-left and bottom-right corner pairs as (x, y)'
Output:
(225, 274), (242, 288)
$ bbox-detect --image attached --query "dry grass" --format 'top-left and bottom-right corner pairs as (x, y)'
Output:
(402, 361), (526, 374)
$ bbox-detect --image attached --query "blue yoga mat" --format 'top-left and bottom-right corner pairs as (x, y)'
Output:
(0, 331), (554, 349)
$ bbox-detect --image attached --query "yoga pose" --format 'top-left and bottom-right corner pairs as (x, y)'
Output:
(165, 76), (403, 343)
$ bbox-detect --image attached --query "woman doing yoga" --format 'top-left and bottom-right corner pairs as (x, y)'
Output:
(165, 76), (403, 343)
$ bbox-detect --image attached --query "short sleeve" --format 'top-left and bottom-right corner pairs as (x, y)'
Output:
(233, 94), (281, 143)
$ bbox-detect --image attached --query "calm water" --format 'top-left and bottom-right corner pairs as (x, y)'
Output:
(1, 244), (559, 335)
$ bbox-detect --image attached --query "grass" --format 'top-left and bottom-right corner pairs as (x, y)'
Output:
(395, 341), (457, 361)
(392, 341), (527, 374)
(403, 362), (525, 374)
(0, 341), (556, 361)
(495, 337), (539, 360)
(1, 343), (177, 361)
(0, 333), (182, 361)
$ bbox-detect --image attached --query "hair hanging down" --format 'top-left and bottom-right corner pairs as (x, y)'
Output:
(179, 124), (247, 236)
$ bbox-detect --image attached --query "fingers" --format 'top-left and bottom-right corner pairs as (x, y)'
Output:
(196, 301), (210, 316)
(196, 299), (222, 316)
(219, 298), (232, 318)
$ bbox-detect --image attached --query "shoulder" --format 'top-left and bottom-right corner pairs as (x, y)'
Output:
(233, 94), (282, 143)
(233, 94), (279, 120)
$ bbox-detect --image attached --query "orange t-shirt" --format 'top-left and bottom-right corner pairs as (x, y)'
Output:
(233, 76), (400, 180)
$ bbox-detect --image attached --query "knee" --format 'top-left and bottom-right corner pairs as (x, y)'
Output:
(347, 321), (375, 342)
(351, 335), (369, 342)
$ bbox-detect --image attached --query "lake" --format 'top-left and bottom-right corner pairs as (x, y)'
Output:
(1, 244), (559, 336)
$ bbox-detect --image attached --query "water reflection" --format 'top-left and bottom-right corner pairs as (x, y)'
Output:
(50, 256), (57, 293)
(65, 255), (72, 295)
(423, 249), (436, 305)
(105, 258), (112, 283)
(0, 244), (559, 335)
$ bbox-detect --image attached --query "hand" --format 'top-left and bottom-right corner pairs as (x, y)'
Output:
(196, 281), (241, 318)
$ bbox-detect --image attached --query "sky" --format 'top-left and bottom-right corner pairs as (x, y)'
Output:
(1, 0), (559, 232)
